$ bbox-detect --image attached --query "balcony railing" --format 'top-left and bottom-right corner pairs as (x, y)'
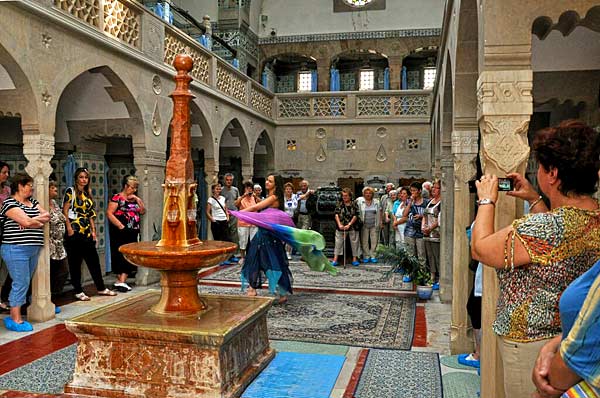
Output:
(276, 91), (431, 120)
(47, 0), (431, 122)
(50, 0), (275, 119)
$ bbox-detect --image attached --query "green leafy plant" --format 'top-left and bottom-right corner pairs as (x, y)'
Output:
(376, 244), (418, 276)
(413, 265), (432, 286)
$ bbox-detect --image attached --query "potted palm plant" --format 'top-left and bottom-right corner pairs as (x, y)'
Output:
(376, 244), (420, 277)
(376, 244), (433, 299)
(414, 266), (433, 300)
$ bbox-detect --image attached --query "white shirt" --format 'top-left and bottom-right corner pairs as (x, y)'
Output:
(207, 196), (227, 221)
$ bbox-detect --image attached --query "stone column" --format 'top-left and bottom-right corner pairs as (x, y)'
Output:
(204, 158), (219, 186)
(387, 55), (404, 90)
(241, 163), (253, 182)
(478, 69), (532, 398)
(439, 153), (454, 302)
(23, 129), (55, 322)
(315, 58), (330, 92)
(133, 149), (166, 286)
(450, 128), (478, 354)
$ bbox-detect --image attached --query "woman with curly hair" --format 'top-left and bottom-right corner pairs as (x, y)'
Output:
(471, 120), (600, 398)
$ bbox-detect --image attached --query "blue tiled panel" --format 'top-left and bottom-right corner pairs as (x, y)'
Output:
(242, 351), (345, 398)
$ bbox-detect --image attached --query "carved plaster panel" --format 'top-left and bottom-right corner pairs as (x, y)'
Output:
(477, 70), (533, 117)
(41, 33), (52, 48)
(316, 144), (327, 162)
(376, 144), (387, 162)
(451, 130), (479, 155)
(453, 153), (477, 190)
(152, 75), (162, 95)
(480, 117), (530, 174)
(151, 100), (161, 136)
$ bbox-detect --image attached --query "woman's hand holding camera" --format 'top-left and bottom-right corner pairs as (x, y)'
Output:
(506, 172), (539, 203)
(475, 174), (499, 203)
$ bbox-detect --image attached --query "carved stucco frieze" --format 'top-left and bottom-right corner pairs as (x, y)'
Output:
(477, 70), (533, 118)
(451, 130), (478, 155)
(23, 142), (55, 180)
(453, 153), (477, 190)
(479, 117), (530, 174)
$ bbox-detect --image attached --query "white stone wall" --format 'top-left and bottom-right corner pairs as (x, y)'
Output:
(258, 0), (444, 37)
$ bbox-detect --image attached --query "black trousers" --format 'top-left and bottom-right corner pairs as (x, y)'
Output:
(65, 234), (106, 294)
(211, 220), (229, 242)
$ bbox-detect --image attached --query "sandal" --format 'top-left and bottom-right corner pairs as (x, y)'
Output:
(0, 302), (10, 313)
(97, 289), (117, 296)
(74, 292), (91, 301)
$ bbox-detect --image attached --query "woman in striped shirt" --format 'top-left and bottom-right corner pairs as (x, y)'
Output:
(0, 173), (49, 332)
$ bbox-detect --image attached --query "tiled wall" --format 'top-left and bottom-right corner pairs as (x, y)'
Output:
(276, 75), (295, 93)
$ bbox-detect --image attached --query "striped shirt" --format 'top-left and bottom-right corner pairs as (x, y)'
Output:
(0, 197), (44, 246)
(560, 263), (600, 396)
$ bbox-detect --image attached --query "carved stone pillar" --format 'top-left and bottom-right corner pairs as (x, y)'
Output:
(241, 164), (253, 183)
(387, 55), (404, 90)
(478, 69), (532, 398)
(450, 129), (478, 354)
(439, 153), (453, 302)
(23, 129), (55, 322)
(133, 149), (166, 286)
(204, 158), (218, 186)
(315, 58), (330, 92)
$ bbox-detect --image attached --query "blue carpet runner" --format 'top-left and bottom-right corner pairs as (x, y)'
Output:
(242, 351), (346, 398)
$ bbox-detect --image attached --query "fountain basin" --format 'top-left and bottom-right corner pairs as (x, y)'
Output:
(119, 241), (236, 271)
(120, 240), (237, 316)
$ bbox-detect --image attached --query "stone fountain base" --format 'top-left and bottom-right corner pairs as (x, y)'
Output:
(64, 291), (275, 398)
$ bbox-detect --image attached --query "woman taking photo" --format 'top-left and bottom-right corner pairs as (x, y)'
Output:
(471, 120), (600, 398)
(106, 175), (145, 292)
(332, 188), (360, 267)
(63, 167), (116, 301)
(239, 175), (292, 304)
(0, 173), (49, 332)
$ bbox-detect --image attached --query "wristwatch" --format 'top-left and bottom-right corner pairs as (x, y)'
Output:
(477, 198), (495, 206)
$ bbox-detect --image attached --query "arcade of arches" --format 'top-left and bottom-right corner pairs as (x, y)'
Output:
(1, 0), (599, 397)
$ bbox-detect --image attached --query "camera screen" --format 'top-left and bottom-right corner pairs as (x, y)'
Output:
(498, 178), (513, 191)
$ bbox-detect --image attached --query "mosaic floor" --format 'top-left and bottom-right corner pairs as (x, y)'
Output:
(0, 264), (477, 398)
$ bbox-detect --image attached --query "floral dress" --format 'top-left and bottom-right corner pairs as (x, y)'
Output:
(109, 194), (142, 275)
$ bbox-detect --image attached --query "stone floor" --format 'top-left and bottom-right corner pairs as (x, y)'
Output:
(0, 262), (479, 397)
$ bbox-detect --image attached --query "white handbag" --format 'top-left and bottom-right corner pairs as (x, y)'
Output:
(67, 187), (77, 220)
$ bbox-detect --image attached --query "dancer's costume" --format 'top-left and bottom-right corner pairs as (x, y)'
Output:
(230, 208), (338, 296)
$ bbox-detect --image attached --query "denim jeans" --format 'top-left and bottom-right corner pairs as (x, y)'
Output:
(0, 244), (41, 307)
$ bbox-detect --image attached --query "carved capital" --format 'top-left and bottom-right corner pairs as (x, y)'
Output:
(451, 130), (479, 155)
(22, 133), (55, 179)
(453, 153), (477, 191)
(477, 70), (533, 118)
(479, 116), (530, 174)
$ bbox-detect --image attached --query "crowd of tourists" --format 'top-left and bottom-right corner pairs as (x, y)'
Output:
(0, 165), (145, 332)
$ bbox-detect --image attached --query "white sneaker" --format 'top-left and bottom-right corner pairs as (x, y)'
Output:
(113, 282), (132, 292)
(286, 253), (292, 260)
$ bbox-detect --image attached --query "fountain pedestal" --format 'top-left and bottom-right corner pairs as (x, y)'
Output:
(65, 291), (275, 398)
